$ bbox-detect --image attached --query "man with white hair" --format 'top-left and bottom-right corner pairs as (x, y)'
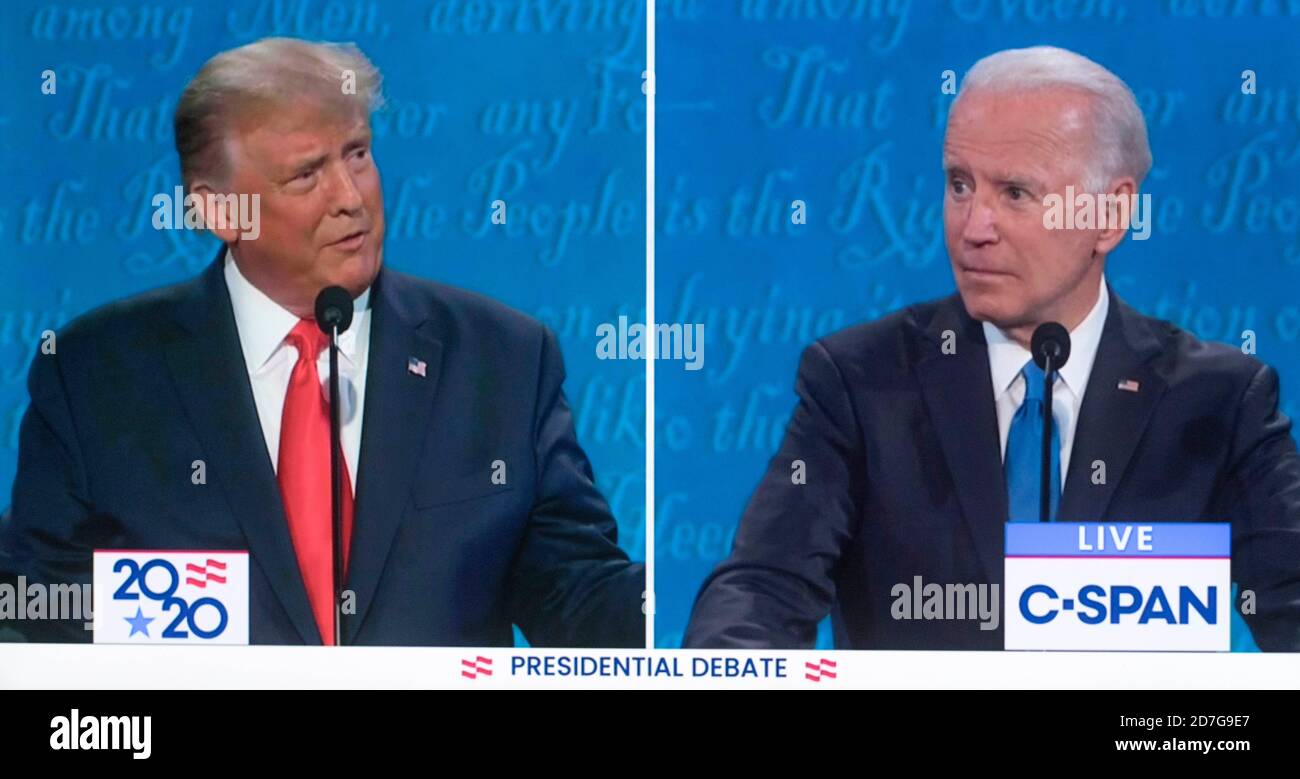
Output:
(685, 46), (1300, 651)
(1, 38), (644, 647)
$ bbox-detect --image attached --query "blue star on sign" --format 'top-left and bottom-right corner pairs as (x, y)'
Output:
(124, 607), (155, 638)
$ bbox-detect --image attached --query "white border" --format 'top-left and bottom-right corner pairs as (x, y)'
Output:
(643, 0), (656, 649)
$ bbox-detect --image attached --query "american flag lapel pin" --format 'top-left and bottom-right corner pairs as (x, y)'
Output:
(1117, 379), (1140, 392)
(407, 356), (427, 378)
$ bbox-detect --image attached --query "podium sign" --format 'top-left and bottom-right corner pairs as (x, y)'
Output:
(1004, 523), (1230, 651)
(94, 550), (249, 644)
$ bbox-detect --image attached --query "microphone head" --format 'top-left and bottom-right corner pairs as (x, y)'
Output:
(1031, 322), (1071, 371)
(314, 286), (354, 334)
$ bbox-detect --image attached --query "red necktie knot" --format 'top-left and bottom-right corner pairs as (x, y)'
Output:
(285, 319), (329, 362)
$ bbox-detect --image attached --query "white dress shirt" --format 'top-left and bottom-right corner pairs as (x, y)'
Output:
(982, 277), (1109, 490)
(223, 249), (372, 491)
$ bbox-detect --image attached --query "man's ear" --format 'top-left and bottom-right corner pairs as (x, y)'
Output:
(187, 181), (241, 244)
(1094, 176), (1138, 255)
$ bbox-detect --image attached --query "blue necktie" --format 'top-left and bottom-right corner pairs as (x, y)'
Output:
(1005, 360), (1060, 522)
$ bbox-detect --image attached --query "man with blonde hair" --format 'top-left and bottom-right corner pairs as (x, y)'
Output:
(2, 38), (644, 647)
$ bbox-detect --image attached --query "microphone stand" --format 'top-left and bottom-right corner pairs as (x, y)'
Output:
(1040, 353), (1056, 524)
(328, 325), (344, 646)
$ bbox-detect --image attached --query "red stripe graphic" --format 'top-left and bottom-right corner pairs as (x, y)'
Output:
(804, 659), (838, 682)
(461, 657), (493, 679)
(184, 574), (226, 587)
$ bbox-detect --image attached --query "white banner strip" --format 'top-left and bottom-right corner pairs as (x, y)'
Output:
(2, 645), (1297, 690)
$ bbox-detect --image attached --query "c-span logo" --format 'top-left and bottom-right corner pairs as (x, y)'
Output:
(93, 550), (249, 644)
(1004, 523), (1230, 651)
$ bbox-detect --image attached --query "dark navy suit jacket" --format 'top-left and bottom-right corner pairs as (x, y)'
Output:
(684, 285), (1300, 651)
(0, 253), (644, 647)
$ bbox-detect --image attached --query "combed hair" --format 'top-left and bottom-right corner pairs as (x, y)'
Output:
(954, 46), (1152, 191)
(174, 37), (384, 189)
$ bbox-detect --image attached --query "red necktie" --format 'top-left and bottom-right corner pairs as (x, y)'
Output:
(277, 318), (354, 645)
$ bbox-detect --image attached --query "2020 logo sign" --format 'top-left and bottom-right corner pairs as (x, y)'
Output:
(93, 551), (249, 644)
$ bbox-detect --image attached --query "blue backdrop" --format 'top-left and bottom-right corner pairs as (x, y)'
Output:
(654, 1), (1300, 647)
(0, 0), (649, 635)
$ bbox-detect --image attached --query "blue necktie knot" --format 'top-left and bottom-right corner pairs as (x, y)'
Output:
(1021, 360), (1047, 402)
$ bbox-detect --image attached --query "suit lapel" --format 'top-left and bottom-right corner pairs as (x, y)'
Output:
(915, 295), (1007, 586)
(343, 266), (443, 642)
(162, 250), (322, 645)
(1058, 286), (1167, 522)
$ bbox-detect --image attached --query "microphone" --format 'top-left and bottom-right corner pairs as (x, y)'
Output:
(1029, 322), (1071, 523)
(1030, 321), (1071, 373)
(314, 286), (354, 646)
(315, 286), (354, 334)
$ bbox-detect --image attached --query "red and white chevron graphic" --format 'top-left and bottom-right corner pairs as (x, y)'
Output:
(461, 656), (493, 680)
(804, 658), (838, 682)
(184, 559), (228, 588)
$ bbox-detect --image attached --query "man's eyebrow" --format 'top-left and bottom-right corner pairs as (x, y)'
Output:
(942, 162), (1045, 191)
(991, 173), (1045, 190)
(342, 133), (371, 153)
(285, 152), (328, 177)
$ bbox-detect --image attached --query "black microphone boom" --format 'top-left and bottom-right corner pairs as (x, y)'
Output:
(314, 286), (354, 646)
(1030, 322), (1071, 523)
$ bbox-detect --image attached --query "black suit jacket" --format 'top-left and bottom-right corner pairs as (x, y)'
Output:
(1, 252), (644, 647)
(684, 284), (1300, 651)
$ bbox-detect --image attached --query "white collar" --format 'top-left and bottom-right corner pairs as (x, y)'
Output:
(223, 247), (371, 374)
(982, 276), (1109, 398)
